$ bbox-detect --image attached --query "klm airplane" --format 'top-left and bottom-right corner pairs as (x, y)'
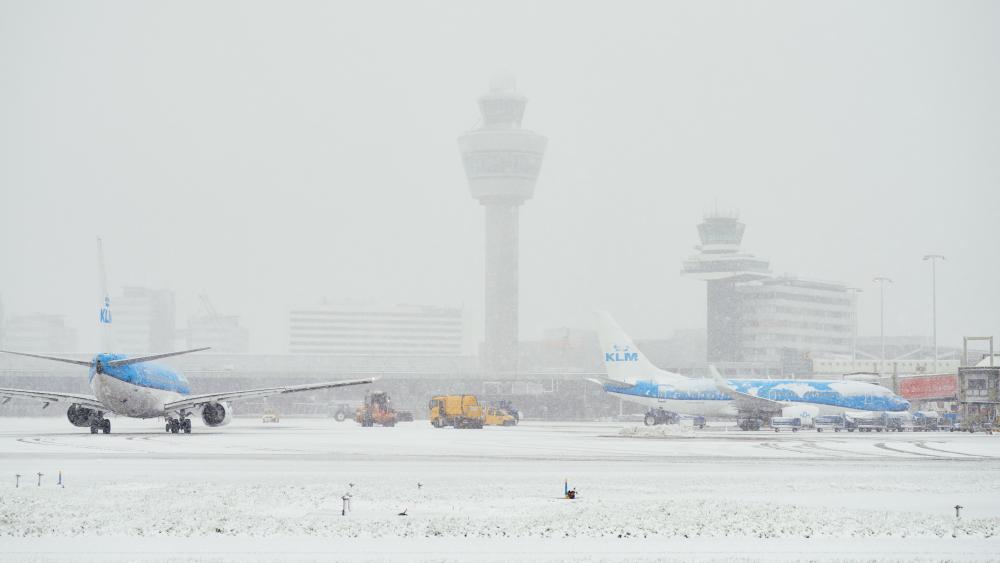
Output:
(0, 240), (374, 434)
(593, 312), (910, 429)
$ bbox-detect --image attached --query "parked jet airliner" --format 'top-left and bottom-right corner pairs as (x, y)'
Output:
(592, 312), (909, 428)
(0, 240), (374, 434)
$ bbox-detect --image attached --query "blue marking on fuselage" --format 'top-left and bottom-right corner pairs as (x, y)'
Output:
(605, 379), (910, 412)
(89, 353), (191, 395)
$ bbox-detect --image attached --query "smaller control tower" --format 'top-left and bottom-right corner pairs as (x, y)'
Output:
(681, 213), (770, 362)
(458, 77), (547, 373)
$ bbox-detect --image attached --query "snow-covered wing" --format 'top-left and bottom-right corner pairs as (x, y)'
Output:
(0, 350), (92, 367)
(162, 377), (376, 414)
(106, 347), (210, 368)
(0, 387), (105, 410)
(586, 376), (636, 388)
(710, 372), (785, 413)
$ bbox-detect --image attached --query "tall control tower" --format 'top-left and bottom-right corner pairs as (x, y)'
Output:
(458, 77), (547, 373)
(681, 213), (770, 362)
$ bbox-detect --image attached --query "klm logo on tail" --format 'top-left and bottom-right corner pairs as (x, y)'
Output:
(99, 296), (112, 324)
(605, 344), (638, 363)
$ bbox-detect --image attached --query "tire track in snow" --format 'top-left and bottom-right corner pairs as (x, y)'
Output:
(797, 440), (887, 459)
(873, 442), (948, 458)
(914, 441), (994, 459)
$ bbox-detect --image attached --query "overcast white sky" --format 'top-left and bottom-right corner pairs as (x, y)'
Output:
(1, 0), (998, 353)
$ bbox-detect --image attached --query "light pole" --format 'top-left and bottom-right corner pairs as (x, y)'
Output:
(923, 254), (945, 373)
(846, 288), (863, 362)
(873, 276), (893, 373)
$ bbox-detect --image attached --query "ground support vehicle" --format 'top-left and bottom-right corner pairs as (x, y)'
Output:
(813, 415), (846, 432)
(851, 412), (889, 432)
(643, 408), (680, 426)
(482, 405), (517, 426)
(429, 395), (484, 429)
(355, 391), (398, 427)
(942, 413), (962, 432)
(261, 409), (280, 423)
(736, 415), (764, 431)
(887, 412), (915, 432)
(330, 403), (354, 422)
(678, 415), (706, 429)
(912, 411), (940, 432)
(770, 417), (802, 432)
(496, 400), (521, 422)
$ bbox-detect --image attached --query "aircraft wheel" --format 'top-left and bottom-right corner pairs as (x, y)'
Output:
(102, 419), (111, 434)
(90, 423), (98, 434)
(182, 419), (192, 433)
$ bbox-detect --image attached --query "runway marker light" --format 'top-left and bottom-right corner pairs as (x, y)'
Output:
(953, 504), (964, 538)
(15, 474), (20, 488)
(36, 472), (43, 487)
(341, 493), (352, 516)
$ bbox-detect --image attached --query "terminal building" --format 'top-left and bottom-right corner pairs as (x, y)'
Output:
(288, 303), (463, 356)
(682, 213), (855, 374)
(1, 313), (77, 353)
(185, 314), (250, 353)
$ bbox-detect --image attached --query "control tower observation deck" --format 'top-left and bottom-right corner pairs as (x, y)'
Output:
(458, 77), (547, 373)
(681, 214), (770, 362)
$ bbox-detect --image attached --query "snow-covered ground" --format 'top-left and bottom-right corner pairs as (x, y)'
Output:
(1, 417), (998, 561)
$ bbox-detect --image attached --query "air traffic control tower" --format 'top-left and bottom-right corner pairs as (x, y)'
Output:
(681, 213), (770, 362)
(458, 77), (547, 373)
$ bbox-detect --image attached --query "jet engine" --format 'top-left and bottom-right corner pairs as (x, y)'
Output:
(67, 404), (98, 427)
(201, 401), (232, 427)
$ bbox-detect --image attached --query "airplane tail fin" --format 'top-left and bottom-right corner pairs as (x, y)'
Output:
(593, 311), (688, 385)
(97, 237), (115, 351)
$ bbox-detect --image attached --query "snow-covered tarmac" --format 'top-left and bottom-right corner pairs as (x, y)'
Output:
(1, 417), (998, 562)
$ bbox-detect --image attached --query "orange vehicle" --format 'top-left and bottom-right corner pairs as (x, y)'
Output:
(355, 391), (398, 427)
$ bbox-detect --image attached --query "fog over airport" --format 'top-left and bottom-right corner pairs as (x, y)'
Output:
(1, 0), (998, 355)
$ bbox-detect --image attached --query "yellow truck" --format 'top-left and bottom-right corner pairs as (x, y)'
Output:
(429, 395), (483, 429)
(482, 405), (517, 426)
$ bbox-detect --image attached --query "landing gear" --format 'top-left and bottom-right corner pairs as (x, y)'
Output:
(89, 414), (111, 434)
(165, 418), (192, 434)
(737, 417), (763, 431)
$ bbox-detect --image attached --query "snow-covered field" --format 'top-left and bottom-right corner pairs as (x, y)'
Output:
(1, 417), (998, 562)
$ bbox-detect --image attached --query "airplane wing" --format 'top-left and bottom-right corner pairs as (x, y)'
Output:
(586, 376), (636, 388)
(709, 367), (785, 414)
(162, 377), (376, 415)
(0, 387), (105, 411)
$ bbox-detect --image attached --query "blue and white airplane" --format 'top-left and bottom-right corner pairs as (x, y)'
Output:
(592, 312), (910, 428)
(0, 240), (374, 434)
